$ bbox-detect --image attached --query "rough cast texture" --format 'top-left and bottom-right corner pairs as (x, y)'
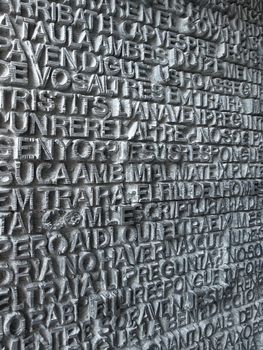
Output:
(0, 0), (262, 349)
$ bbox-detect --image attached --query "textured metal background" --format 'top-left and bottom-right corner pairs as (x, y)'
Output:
(0, 0), (262, 349)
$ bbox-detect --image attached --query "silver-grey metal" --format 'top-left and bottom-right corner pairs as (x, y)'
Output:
(0, 0), (262, 349)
